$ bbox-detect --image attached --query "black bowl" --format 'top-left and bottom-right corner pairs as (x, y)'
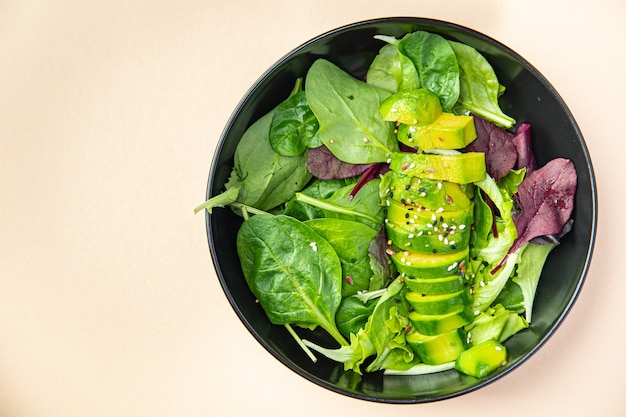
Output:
(203, 17), (597, 403)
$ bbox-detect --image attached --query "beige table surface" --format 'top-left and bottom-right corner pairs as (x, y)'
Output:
(0, 1), (623, 416)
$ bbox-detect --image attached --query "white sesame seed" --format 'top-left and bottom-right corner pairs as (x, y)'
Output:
(459, 224), (466, 230)
(447, 262), (458, 271)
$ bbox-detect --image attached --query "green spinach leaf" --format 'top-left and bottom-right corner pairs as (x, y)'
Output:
(448, 40), (516, 128)
(398, 31), (460, 112)
(194, 109), (312, 214)
(366, 42), (420, 93)
(305, 218), (380, 297)
(336, 294), (379, 338)
(237, 214), (348, 346)
(269, 90), (321, 156)
(306, 59), (399, 164)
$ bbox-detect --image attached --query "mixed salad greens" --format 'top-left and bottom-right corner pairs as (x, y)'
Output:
(195, 30), (577, 378)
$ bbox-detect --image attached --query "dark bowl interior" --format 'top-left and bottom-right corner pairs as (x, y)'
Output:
(204, 17), (597, 403)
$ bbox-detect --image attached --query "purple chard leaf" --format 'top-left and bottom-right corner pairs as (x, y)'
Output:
(307, 145), (370, 180)
(467, 114), (517, 181)
(512, 123), (537, 174)
(510, 157), (577, 254)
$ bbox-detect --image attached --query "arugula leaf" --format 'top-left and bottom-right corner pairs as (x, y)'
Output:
(306, 59), (399, 164)
(398, 31), (460, 112)
(237, 214), (348, 346)
(448, 40), (515, 128)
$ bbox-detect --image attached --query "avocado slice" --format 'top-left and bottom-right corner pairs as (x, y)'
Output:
(455, 339), (507, 378)
(381, 170), (473, 212)
(390, 151), (486, 184)
(380, 88), (443, 126)
(385, 198), (473, 253)
(397, 113), (477, 150)
(391, 247), (469, 279)
(404, 274), (468, 295)
(405, 288), (473, 315)
(406, 328), (467, 365)
(408, 305), (474, 336)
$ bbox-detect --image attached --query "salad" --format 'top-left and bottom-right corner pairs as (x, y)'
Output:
(196, 30), (577, 378)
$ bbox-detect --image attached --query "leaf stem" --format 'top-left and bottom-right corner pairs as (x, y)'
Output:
(295, 192), (380, 225)
(284, 324), (317, 363)
(229, 202), (270, 217)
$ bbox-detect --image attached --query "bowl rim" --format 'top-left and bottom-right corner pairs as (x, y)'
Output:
(203, 16), (598, 403)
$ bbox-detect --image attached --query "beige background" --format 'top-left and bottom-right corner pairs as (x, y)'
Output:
(0, 0), (622, 416)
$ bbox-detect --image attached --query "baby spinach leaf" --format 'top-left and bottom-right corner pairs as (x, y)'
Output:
(194, 108), (312, 214)
(269, 90), (321, 156)
(237, 214), (348, 346)
(448, 40), (515, 128)
(366, 42), (420, 93)
(336, 294), (378, 338)
(398, 31), (460, 112)
(305, 218), (380, 298)
(305, 59), (399, 164)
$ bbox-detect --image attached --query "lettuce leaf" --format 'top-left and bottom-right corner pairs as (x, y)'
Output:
(512, 242), (558, 322)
